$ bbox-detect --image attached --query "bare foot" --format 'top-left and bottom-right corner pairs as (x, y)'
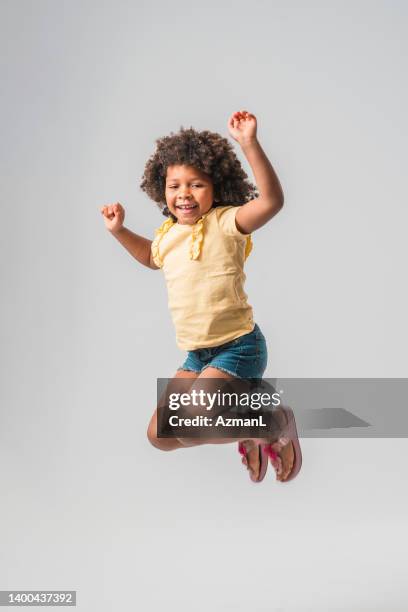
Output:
(265, 408), (296, 481)
(240, 438), (294, 482)
(239, 406), (300, 483)
(240, 440), (260, 480)
(267, 437), (295, 481)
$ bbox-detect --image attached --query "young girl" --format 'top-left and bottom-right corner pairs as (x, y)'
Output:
(100, 110), (302, 484)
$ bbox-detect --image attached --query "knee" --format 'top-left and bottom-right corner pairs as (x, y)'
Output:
(146, 419), (171, 451)
(146, 420), (161, 449)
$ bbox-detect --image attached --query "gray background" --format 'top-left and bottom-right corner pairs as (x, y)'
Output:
(1, 1), (407, 610)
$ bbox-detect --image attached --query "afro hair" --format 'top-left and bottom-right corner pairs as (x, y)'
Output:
(140, 127), (258, 220)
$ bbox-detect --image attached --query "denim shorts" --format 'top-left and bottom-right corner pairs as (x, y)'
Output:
(177, 323), (268, 381)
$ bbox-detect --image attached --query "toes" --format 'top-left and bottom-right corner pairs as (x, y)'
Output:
(266, 439), (295, 481)
(270, 437), (290, 452)
(277, 443), (295, 481)
(239, 441), (261, 479)
(270, 455), (283, 479)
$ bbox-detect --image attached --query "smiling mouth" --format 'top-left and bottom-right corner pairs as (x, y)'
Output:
(176, 204), (198, 211)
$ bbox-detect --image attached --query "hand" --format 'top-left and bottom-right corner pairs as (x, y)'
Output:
(227, 110), (257, 145)
(100, 202), (125, 234)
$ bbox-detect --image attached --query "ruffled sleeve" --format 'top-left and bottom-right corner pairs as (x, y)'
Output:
(189, 215), (205, 261)
(151, 217), (175, 268)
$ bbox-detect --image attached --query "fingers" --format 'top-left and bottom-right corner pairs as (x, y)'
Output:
(234, 110), (249, 120)
(228, 114), (235, 128)
(101, 205), (114, 220)
(229, 110), (255, 128)
(100, 202), (124, 219)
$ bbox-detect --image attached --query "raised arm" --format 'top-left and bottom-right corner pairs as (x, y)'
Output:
(100, 202), (159, 270)
(227, 110), (284, 234)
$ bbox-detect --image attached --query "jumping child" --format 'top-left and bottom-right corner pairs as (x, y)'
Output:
(100, 110), (302, 483)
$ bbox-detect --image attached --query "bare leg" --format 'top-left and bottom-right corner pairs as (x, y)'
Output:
(147, 367), (264, 477)
(175, 367), (297, 481)
(175, 366), (250, 447)
(147, 369), (199, 451)
(148, 366), (247, 447)
(147, 367), (295, 480)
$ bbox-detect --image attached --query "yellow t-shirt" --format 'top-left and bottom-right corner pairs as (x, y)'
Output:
(151, 205), (255, 350)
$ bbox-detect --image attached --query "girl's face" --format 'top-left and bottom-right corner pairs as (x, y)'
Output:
(165, 165), (214, 224)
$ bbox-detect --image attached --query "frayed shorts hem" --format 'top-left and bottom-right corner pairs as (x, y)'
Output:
(176, 364), (253, 380)
(201, 363), (244, 379)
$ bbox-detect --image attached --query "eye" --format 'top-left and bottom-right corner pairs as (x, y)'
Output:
(192, 184), (202, 188)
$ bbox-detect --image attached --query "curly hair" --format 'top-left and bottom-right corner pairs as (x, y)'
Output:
(140, 127), (258, 219)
